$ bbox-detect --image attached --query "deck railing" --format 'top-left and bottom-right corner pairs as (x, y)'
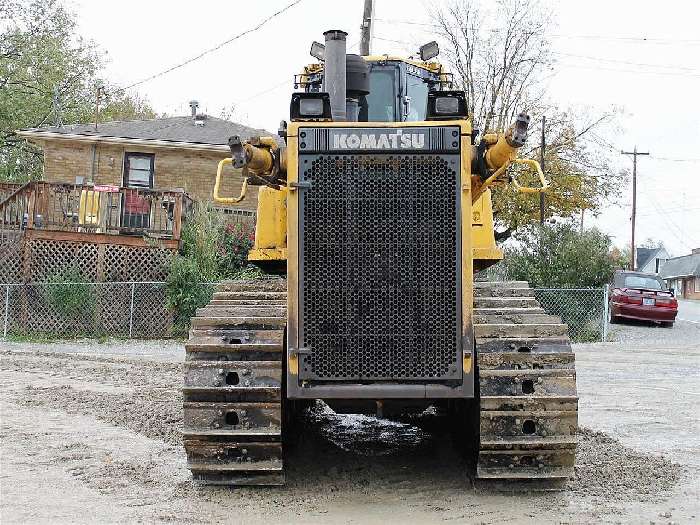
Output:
(0, 182), (24, 203)
(0, 181), (191, 241)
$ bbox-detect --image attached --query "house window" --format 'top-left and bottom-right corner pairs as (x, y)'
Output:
(123, 153), (154, 188)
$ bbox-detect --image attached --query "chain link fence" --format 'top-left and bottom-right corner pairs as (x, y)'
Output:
(0, 281), (215, 339)
(534, 287), (608, 342)
(0, 281), (609, 342)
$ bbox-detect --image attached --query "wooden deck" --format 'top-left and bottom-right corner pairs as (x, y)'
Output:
(0, 181), (191, 248)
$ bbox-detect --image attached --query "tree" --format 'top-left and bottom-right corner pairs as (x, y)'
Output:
(639, 238), (665, 250)
(431, 0), (624, 239)
(0, 0), (155, 182)
(500, 223), (617, 288)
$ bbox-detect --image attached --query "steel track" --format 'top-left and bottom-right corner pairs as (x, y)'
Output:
(182, 278), (577, 484)
(183, 278), (288, 485)
(474, 281), (578, 479)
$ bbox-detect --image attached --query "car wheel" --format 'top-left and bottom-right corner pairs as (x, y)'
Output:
(661, 321), (674, 328)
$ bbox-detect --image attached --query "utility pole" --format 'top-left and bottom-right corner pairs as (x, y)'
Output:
(539, 115), (545, 224)
(360, 0), (374, 56)
(52, 85), (63, 127)
(94, 85), (105, 131)
(621, 146), (649, 270)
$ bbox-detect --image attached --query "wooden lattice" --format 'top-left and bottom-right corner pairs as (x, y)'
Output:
(15, 239), (173, 283)
(0, 237), (22, 283)
(103, 244), (172, 282)
(29, 239), (99, 281)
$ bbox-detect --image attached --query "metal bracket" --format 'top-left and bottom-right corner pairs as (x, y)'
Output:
(289, 181), (312, 191)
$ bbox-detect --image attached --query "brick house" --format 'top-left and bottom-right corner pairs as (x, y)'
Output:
(1, 108), (270, 286)
(660, 248), (700, 300)
(17, 108), (271, 212)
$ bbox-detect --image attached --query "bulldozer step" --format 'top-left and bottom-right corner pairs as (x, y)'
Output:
(474, 297), (540, 308)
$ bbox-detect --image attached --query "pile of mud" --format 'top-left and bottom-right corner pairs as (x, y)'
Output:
(570, 427), (682, 499)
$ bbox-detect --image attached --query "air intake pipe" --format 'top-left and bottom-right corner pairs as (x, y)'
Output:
(322, 30), (347, 122)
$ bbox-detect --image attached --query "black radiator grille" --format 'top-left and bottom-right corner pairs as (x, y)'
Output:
(300, 154), (460, 381)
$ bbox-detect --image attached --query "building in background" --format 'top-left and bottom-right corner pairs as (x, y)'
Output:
(636, 246), (671, 274)
(660, 248), (700, 299)
(2, 104), (270, 285)
(17, 103), (270, 211)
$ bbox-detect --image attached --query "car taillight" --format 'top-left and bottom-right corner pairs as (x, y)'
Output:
(613, 289), (641, 304)
(627, 294), (642, 305)
(656, 297), (678, 308)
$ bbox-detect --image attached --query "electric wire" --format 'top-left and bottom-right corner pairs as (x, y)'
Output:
(114, 0), (304, 93)
(552, 52), (699, 73)
(375, 19), (700, 45)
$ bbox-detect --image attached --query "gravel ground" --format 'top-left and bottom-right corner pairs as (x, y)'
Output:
(1, 322), (698, 524)
(608, 315), (700, 346)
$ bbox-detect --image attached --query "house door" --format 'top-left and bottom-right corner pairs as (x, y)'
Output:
(122, 153), (154, 230)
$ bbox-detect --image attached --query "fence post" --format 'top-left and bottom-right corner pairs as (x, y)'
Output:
(128, 282), (136, 338)
(602, 284), (609, 342)
(3, 285), (9, 338)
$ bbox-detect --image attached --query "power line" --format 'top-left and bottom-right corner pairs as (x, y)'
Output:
(637, 206), (700, 217)
(556, 62), (700, 78)
(116, 0), (304, 93)
(650, 156), (700, 163)
(374, 35), (416, 48)
(639, 189), (699, 248)
(550, 34), (700, 45)
(375, 19), (700, 45)
(553, 51), (699, 73)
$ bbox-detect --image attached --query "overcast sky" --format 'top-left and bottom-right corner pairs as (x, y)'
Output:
(72, 0), (700, 257)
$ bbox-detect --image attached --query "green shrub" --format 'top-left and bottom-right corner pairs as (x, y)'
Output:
(218, 222), (255, 278)
(166, 257), (213, 334)
(502, 223), (616, 288)
(166, 204), (257, 333)
(43, 268), (96, 319)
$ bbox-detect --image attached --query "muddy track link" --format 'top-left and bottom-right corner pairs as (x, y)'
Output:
(183, 278), (287, 485)
(474, 281), (578, 479)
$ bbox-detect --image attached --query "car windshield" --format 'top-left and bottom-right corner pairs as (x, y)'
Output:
(622, 275), (664, 290)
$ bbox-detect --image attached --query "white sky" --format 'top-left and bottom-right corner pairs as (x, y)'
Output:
(72, 0), (700, 257)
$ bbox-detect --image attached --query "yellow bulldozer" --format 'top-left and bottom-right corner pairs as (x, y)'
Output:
(182, 30), (577, 485)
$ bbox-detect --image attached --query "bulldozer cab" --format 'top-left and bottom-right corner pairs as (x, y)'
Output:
(302, 57), (444, 123)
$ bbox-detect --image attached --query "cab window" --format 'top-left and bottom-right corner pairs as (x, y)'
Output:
(365, 68), (396, 122)
(405, 74), (429, 121)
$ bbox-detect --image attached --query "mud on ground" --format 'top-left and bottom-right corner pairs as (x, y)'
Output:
(1, 329), (698, 524)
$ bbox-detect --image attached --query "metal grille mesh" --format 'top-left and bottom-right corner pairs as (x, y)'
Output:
(300, 154), (460, 381)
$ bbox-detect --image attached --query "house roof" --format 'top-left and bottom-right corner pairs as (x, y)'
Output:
(636, 247), (659, 271)
(18, 116), (275, 148)
(660, 252), (700, 279)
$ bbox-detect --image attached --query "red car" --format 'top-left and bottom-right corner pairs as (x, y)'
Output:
(609, 271), (678, 327)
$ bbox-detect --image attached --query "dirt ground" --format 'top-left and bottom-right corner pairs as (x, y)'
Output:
(1, 321), (698, 524)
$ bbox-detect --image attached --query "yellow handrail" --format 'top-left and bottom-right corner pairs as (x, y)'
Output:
(213, 158), (248, 204)
(480, 158), (549, 194)
(510, 158), (550, 193)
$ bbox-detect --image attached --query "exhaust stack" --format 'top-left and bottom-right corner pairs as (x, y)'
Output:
(322, 30), (347, 122)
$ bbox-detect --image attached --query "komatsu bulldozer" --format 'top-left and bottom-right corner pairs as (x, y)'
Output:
(182, 30), (577, 485)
